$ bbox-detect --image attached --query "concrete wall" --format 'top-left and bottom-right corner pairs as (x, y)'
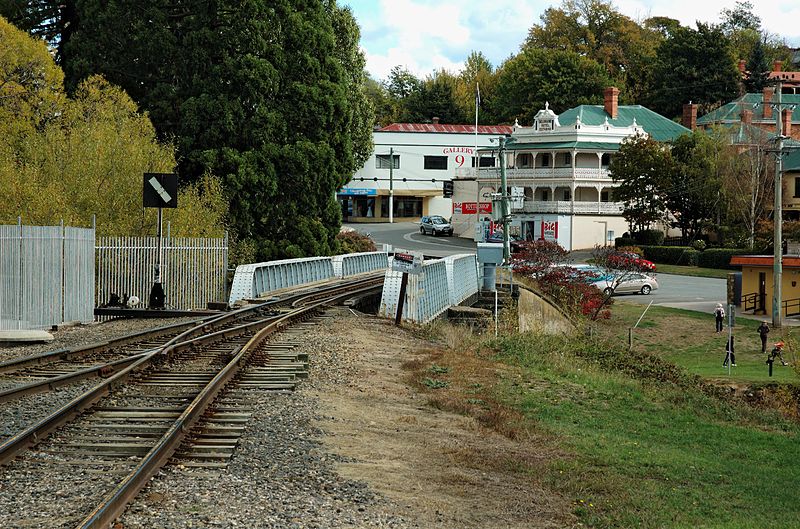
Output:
(517, 287), (575, 335)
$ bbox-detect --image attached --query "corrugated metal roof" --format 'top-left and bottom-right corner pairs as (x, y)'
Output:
(697, 93), (800, 125)
(500, 141), (622, 151)
(379, 123), (513, 134)
(786, 148), (800, 172)
(557, 105), (689, 142)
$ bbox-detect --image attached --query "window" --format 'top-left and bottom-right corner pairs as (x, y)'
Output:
(601, 190), (609, 202)
(563, 190), (571, 201)
(517, 153), (533, 167)
(541, 190), (549, 201)
(795, 178), (800, 198)
(472, 156), (496, 167)
(563, 153), (571, 165)
(376, 154), (399, 169)
(601, 153), (611, 166)
(539, 153), (550, 167)
(424, 156), (448, 170)
(381, 196), (422, 218)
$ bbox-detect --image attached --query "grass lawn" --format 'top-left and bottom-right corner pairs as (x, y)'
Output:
(602, 302), (799, 384)
(417, 302), (800, 528)
(654, 263), (731, 279)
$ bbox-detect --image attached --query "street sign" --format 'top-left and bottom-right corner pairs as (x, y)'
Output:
(143, 173), (178, 208)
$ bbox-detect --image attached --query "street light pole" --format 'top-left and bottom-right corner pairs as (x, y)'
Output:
(389, 147), (394, 224)
(499, 136), (510, 262)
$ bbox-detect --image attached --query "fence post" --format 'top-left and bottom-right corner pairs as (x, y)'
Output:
(628, 327), (633, 351)
(17, 217), (22, 330)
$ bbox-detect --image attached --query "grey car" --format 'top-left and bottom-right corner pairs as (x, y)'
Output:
(420, 215), (453, 236)
(593, 272), (659, 295)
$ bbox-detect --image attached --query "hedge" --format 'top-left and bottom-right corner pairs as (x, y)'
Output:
(614, 237), (636, 248)
(640, 246), (699, 266)
(636, 229), (665, 246)
(696, 248), (750, 270)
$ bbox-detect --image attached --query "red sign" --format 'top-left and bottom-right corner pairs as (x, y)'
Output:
(453, 202), (492, 215)
(541, 221), (558, 240)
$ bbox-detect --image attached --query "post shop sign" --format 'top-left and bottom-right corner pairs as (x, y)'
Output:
(453, 202), (492, 215)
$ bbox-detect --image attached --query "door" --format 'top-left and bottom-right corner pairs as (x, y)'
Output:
(758, 272), (766, 313)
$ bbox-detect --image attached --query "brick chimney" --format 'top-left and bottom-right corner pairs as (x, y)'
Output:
(682, 103), (698, 130)
(432, 117), (440, 124)
(774, 60), (783, 73)
(741, 108), (752, 125)
(603, 87), (619, 119)
(763, 87), (774, 119)
(738, 59), (746, 73)
(783, 109), (792, 137)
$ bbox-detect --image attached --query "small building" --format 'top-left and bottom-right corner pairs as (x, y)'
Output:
(696, 88), (800, 141)
(730, 254), (800, 317)
(339, 121), (512, 223)
(452, 87), (689, 249)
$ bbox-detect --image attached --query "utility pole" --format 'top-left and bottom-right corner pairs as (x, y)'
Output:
(773, 82), (783, 328)
(499, 136), (510, 262)
(389, 147), (394, 224)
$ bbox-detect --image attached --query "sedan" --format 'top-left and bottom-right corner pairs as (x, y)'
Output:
(485, 233), (524, 253)
(593, 272), (659, 295)
(608, 252), (656, 272)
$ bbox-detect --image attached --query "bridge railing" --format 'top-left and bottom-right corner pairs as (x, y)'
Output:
(332, 251), (389, 278)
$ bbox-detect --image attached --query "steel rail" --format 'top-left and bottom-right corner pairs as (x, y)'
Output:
(0, 278), (382, 466)
(76, 281), (382, 529)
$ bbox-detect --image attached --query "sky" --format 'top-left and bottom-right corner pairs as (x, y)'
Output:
(342, 0), (800, 81)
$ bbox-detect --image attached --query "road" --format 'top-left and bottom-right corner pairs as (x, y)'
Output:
(346, 221), (728, 315)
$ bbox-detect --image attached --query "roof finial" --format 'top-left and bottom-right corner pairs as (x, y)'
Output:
(514, 117), (520, 128)
(545, 101), (549, 110)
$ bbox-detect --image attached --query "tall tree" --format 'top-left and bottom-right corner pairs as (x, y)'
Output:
(492, 48), (611, 125)
(667, 131), (725, 242)
(454, 51), (498, 124)
(646, 23), (740, 119)
(59, 0), (373, 260)
(609, 135), (672, 234)
(0, 0), (77, 64)
(745, 38), (771, 92)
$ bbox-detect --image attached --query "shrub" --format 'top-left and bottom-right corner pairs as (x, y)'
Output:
(635, 229), (665, 246)
(335, 229), (376, 253)
(691, 240), (707, 251)
(615, 237), (636, 248)
(696, 248), (750, 270)
(618, 245), (644, 256)
(640, 246), (699, 266)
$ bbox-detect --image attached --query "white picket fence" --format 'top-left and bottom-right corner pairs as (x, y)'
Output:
(96, 236), (228, 310)
(0, 222), (95, 330)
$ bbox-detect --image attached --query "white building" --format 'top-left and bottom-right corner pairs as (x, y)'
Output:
(338, 120), (512, 223)
(452, 88), (690, 250)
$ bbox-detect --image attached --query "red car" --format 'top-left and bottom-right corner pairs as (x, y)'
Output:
(608, 252), (656, 272)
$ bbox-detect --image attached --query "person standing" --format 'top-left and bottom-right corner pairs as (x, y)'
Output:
(757, 322), (770, 353)
(714, 304), (725, 333)
(723, 335), (736, 367)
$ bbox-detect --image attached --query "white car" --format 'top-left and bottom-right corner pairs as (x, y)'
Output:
(593, 272), (659, 295)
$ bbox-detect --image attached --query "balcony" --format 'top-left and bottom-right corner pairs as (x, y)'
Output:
(511, 200), (624, 215)
(478, 167), (610, 181)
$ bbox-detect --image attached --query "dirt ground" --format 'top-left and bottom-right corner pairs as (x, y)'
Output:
(311, 310), (576, 528)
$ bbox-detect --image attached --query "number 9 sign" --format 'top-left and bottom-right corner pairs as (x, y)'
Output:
(455, 154), (465, 167)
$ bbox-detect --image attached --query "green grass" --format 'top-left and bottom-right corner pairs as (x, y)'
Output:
(492, 331), (800, 528)
(655, 263), (731, 279)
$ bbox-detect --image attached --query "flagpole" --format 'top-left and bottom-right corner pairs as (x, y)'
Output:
(474, 82), (480, 240)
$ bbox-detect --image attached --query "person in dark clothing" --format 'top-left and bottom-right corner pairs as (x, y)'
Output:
(757, 322), (770, 353)
(723, 335), (736, 367)
(714, 304), (725, 333)
(768, 342), (789, 366)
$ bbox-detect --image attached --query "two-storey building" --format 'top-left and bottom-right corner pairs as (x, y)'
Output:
(339, 120), (512, 223)
(452, 88), (689, 250)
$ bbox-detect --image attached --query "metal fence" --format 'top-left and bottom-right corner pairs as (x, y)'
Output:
(96, 235), (228, 310)
(0, 222), (95, 330)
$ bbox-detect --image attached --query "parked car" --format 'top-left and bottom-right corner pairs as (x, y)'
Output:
(608, 251), (656, 272)
(593, 272), (659, 295)
(419, 215), (453, 236)
(485, 232), (524, 253)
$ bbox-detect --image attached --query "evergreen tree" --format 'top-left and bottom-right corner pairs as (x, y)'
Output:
(59, 0), (373, 260)
(745, 39), (771, 92)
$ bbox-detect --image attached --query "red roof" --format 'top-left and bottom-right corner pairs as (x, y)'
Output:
(379, 123), (513, 134)
(730, 255), (800, 268)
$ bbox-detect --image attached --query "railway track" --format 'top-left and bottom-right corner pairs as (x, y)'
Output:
(0, 276), (382, 529)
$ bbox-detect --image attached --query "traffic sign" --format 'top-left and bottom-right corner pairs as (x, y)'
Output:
(143, 173), (178, 208)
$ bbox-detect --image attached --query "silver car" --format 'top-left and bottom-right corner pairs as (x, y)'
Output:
(593, 272), (659, 295)
(419, 215), (453, 236)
